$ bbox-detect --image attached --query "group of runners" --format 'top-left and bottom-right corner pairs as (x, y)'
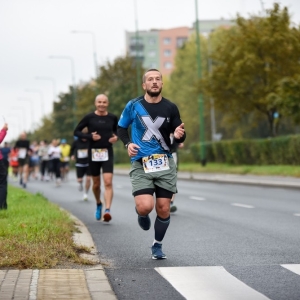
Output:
(4, 135), (72, 188)
(1, 69), (186, 260)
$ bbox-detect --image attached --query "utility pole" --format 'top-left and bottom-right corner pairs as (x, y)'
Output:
(195, 0), (206, 166)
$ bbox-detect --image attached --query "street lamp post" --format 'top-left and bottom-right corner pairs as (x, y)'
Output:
(35, 76), (57, 103)
(11, 107), (26, 131)
(208, 31), (217, 142)
(259, 0), (265, 11)
(24, 89), (45, 118)
(7, 117), (21, 135)
(134, 0), (142, 95)
(195, 0), (206, 166)
(49, 55), (77, 128)
(71, 30), (98, 78)
(17, 98), (35, 131)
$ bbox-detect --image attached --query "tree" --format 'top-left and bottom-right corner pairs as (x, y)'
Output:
(202, 3), (300, 137)
(164, 34), (209, 146)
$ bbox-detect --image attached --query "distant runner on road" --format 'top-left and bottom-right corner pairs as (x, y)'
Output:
(74, 94), (118, 222)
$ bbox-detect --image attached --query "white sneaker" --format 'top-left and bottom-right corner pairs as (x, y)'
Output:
(56, 179), (61, 187)
(83, 194), (88, 201)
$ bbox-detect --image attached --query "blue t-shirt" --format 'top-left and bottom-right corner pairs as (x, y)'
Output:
(1, 147), (10, 160)
(118, 96), (183, 162)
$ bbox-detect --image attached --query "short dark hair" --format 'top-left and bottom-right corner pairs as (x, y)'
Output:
(142, 69), (162, 83)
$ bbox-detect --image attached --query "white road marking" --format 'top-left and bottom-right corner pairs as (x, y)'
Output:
(293, 213), (300, 217)
(231, 203), (254, 209)
(155, 266), (270, 300)
(282, 264), (300, 276)
(190, 196), (206, 201)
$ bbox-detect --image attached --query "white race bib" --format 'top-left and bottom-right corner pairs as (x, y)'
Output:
(142, 154), (170, 173)
(77, 149), (88, 159)
(91, 148), (108, 162)
(63, 156), (70, 162)
(18, 148), (27, 159)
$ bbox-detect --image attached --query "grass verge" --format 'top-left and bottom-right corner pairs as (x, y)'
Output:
(115, 163), (300, 177)
(0, 186), (93, 269)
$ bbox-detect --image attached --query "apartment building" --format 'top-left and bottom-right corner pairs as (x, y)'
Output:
(125, 19), (234, 76)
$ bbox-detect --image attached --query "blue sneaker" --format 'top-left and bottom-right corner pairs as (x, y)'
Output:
(151, 243), (167, 260)
(95, 204), (102, 221)
(135, 208), (151, 230)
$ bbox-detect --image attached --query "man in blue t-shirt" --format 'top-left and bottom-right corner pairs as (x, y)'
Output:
(117, 69), (186, 260)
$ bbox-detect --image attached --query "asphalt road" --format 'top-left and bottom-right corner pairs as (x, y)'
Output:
(11, 172), (300, 300)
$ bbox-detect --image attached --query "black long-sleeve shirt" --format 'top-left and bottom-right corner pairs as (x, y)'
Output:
(74, 112), (118, 149)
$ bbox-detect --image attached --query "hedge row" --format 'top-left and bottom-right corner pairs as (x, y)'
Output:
(188, 134), (300, 165)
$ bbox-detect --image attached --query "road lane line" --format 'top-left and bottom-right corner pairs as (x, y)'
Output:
(293, 213), (300, 217)
(231, 203), (254, 209)
(155, 266), (270, 300)
(189, 196), (206, 201)
(282, 264), (300, 276)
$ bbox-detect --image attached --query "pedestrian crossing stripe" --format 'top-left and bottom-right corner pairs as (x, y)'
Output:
(282, 264), (300, 276)
(155, 265), (300, 300)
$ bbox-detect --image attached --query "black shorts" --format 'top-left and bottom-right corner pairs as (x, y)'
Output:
(89, 147), (114, 176)
(61, 161), (69, 168)
(76, 166), (91, 178)
(18, 156), (30, 167)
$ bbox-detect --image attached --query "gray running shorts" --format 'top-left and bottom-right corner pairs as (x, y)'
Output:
(129, 157), (177, 195)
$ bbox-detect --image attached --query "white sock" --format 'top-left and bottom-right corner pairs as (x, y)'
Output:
(153, 240), (162, 246)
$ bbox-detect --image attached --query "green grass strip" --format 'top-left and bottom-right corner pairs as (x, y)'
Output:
(0, 186), (89, 269)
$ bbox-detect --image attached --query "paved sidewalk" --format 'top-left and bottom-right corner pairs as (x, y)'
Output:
(0, 215), (117, 300)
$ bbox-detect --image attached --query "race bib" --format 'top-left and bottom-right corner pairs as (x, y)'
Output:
(77, 149), (88, 159)
(63, 156), (70, 162)
(142, 154), (169, 173)
(18, 148), (27, 159)
(91, 148), (108, 162)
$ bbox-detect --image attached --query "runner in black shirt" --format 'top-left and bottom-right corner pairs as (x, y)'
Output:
(15, 132), (30, 188)
(74, 94), (118, 222)
(117, 69), (186, 259)
(70, 129), (91, 201)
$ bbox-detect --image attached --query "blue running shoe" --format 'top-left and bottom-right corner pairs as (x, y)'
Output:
(95, 204), (102, 221)
(135, 208), (151, 230)
(151, 243), (167, 260)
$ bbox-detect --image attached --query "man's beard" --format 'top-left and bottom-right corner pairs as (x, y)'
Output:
(146, 87), (162, 97)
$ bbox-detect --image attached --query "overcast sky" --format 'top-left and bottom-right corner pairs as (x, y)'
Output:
(1, 0), (300, 141)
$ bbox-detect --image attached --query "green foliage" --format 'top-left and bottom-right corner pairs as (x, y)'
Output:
(202, 3), (300, 137)
(190, 134), (300, 165)
(275, 75), (300, 123)
(164, 34), (209, 146)
(95, 55), (144, 117)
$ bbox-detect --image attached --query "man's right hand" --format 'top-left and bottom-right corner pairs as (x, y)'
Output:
(91, 131), (101, 141)
(127, 143), (140, 157)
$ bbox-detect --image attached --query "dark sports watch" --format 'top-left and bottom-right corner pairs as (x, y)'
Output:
(125, 142), (132, 149)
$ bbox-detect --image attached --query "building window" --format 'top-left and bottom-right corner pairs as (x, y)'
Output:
(148, 50), (156, 57)
(164, 62), (172, 69)
(164, 49), (171, 57)
(163, 37), (171, 45)
(130, 37), (143, 45)
(176, 37), (187, 48)
(149, 62), (157, 68)
(148, 37), (156, 45)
